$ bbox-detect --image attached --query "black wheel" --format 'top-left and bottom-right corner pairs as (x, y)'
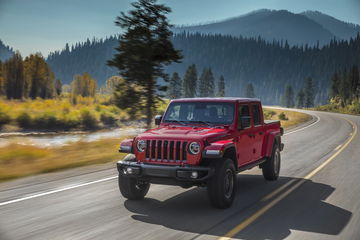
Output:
(118, 176), (150, 200)
(262, 143), (281, 181)
(118, 154), (150, 200)
(207, 158), (237, 209)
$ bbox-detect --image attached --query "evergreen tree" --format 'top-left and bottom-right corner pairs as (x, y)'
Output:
(167, 72), (182, 99)
(24, 53), (55, 99)
(0, 61), (4, 96)
(55, 79), (62, 96)
(330, 72), (340, 98)
(112, 77), (140, 118)
(217, 75), (225, 97)
(349, 65), (359, 100)
(244, 83), (255, 98)
(296, 88), (305, 108)
(284, 85), (295, 108)
(207, 68), (215, 97)
(107, 0), (182, 128)
(338, 70), (350, 106)
(4, 52), (25, 99)
(303, 77), (315, 108)
(182, 64), (197, 98)
(198, 68), (215, 97)
(71, 73), (97, 97)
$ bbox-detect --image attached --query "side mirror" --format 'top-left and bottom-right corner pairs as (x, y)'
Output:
(155, 115), (163, 125)
(238, 116), (251, 129)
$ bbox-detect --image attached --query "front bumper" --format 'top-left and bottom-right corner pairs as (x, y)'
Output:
(117, 161), (214, 184)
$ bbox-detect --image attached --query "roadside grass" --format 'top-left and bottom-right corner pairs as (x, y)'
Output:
(0, 107), (310, 182)
(315, 102), (360, 116)
(0, 138), (128, 182)
(263, 108), (311, 129)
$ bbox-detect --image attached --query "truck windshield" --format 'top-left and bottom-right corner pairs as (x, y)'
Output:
(163, 102), (235, 125)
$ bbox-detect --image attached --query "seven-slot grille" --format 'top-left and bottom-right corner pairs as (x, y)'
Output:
(145, 140), (188, 163)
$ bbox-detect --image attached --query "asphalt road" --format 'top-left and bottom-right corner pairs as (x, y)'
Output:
(1, 109), (359, 240)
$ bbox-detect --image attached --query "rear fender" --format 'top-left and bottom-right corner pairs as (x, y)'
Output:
(263, 132), (280, 157)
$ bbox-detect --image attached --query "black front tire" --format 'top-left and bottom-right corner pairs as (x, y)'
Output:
(118, 175), (150, 200)
(207, 158), (237, 209)
(262, 143), (281, 181)
(118, 154), (150, 200)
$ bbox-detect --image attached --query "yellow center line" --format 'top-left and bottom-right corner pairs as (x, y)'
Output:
(219, 117), (357, 240)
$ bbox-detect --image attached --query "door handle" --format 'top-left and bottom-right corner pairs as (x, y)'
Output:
(248, 133), (255, 138)
(259, 131), (264, 135)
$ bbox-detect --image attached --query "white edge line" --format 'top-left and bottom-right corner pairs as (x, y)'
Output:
(0, 176), (117, 207)
(284, 115), (320, 136)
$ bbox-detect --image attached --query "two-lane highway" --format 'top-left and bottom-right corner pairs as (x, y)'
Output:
(0, 109), (359, 240)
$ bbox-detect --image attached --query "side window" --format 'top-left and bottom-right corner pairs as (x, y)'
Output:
(238, 105), (251, 129)
(252, 104), (261, 126)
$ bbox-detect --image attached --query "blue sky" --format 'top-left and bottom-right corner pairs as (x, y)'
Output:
(1, 0), (359, 57)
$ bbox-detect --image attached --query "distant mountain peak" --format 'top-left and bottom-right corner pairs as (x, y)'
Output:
(173, 9), (360, 46)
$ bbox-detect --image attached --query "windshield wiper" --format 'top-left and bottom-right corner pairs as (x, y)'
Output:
(165, 120), (186, 125)
(188, 121), (215, 127)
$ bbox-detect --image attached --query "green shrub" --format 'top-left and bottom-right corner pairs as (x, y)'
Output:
(0, 110), (11, 126)
(16, 112), (32, 128)
(33, 113), (58, 130)
(60, 114), (81, 130)
(100, 112), (116, 125)
(278, 112), (288, 121)
(80, 110), (97, 129)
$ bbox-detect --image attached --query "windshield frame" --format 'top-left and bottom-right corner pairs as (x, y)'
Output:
(162, 101), (236, 126)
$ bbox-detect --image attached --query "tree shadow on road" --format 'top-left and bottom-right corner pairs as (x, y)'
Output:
(124, 175), (352, 239)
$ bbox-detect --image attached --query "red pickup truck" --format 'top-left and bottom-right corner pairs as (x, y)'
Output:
(117, 98), (284, 208)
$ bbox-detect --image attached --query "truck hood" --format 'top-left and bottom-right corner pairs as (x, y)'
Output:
(137, 125), (232, 141)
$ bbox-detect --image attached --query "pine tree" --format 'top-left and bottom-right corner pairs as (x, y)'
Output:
(107, 0), (182, 128)
(217, 75), (225, 97)
(55, 79), (62, 96)
(296, 88), (305, 108)
(303, 77), (315, 108)
(24, 54), (55, 99)
(4, 52), (25, 99)
(339, 70), (350, 106)
(284, 85), (295, 108)
(330, 72), (340, 99)
(167, 72), (182, 99)
(207, 68), (215, 97)
(0, 61), (4, 96)
(349, 65), (359, 100)
(244, 83), (255, 98)
(198, 68), (215, 97)
(182, 64), (197, 98)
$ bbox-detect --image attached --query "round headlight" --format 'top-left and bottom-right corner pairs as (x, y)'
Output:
(188, 142), (201, 155)
(136, 140), (146, 152)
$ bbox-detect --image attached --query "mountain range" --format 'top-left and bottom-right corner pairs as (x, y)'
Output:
(174, 9), (360, 46)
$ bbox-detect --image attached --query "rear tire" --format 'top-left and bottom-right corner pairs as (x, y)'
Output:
(207, 158), (237, 209)
(118, 154), (150, 200)
(262, 143), (281, 181)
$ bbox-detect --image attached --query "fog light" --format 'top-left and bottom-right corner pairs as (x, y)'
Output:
(191, 171), (198, 179)
(126, 167), (133, 174)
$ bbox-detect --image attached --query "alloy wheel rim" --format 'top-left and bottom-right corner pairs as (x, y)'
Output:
(224, 169), (234, 199)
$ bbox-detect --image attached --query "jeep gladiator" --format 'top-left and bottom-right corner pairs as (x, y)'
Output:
(117, 98), (284, 208)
